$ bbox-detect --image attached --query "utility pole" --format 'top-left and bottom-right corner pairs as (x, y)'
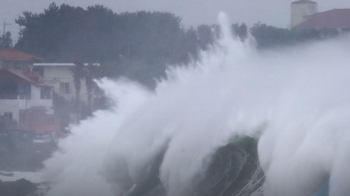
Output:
(3, 18), (11, 36)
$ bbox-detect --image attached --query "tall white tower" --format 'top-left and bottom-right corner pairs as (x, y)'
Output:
(291, 0), (318, 28)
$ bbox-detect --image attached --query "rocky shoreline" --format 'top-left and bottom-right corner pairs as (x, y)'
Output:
(0, 133), (54, 196)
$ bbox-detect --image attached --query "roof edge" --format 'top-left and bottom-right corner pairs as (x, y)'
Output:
(292, 0), (317, 5)
(33, 63), (100, 67)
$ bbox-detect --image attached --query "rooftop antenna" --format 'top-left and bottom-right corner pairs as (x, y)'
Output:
(3, 18), (11, 37)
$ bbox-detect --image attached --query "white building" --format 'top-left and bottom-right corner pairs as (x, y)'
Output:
(33, 63), (100, 104)
(0, 69), (53, 125)
(291, 0), (318, 28)
(291, 1), (350, 33)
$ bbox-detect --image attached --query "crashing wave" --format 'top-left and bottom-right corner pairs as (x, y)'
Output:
(41, 12), (350, 196)
(122, 135), (264, 196)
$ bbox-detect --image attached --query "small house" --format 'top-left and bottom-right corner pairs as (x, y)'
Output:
(0, 68), (53, 129)
(291, 0), (350, 33)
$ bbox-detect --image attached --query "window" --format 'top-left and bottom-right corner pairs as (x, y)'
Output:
(40, 87), (52, 99)
(4, 112), (12, 123)
(18, 84), (31, 99)
(59, 82), (70, 94)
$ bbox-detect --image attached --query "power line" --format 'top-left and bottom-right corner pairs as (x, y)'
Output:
(2, 18), (11, 36)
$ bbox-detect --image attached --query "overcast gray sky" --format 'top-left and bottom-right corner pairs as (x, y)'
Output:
(2, 0), (350, 42)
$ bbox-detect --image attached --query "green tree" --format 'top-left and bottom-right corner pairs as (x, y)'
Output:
(197, 25), (215, 50)
(250, 22), (293, 48)
(71, 61), (85, 121)
(232, 23), (247, 41)
(84, 65), (97, 116)
(0, 31), (13, 49)
(15, 4), (196, 88)
(250, 22), (339, 49)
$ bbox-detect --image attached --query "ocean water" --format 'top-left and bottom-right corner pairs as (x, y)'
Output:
(41, 13), (350, 196)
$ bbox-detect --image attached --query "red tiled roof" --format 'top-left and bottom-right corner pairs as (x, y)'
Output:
(0, 50), (42, 61)
(294, 9), (350, 29)
(292, 0), (317, 5)
(1, 68), (50, 87)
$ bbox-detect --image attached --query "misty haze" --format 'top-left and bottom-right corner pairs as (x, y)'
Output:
(0, 1), (350, 196)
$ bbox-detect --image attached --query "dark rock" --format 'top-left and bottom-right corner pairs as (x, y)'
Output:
(0, 178), (38, 196)
(0, 172), (14, 177)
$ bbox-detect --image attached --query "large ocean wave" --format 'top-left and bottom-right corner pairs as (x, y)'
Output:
(41, 13), (350, 196)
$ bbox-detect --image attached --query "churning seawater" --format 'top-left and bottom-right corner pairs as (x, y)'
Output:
(41, 13), (350, 196)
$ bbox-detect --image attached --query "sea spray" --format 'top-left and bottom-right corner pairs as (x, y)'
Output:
(257, 43), (350, 196)
(42, 12), (350, 196)
(42, 79), (151, 196)
(100, 13), (261, 196)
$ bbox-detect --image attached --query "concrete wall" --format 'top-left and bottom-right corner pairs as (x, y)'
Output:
(31, 85), (41, 100)
(291, 2), (318, 28)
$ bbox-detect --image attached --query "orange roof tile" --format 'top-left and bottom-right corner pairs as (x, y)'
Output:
(294, 9), (350, 29)
(1, 68), (50, 87)
(0, 50), (42, 61)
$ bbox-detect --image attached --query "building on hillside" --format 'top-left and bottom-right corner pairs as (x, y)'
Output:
(0, 50), (42, 71)
(291, 0), (350, 33)
(32, 63), (102, 122)
(32, 63), (100, 102)
(0, 68), (56, 134)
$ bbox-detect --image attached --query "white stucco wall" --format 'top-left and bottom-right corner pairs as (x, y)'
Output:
(31, 85), (41, 100)
(42, 66), (89, 103)
(0, 85), (53, 122)
(291, 2), (318, 28)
